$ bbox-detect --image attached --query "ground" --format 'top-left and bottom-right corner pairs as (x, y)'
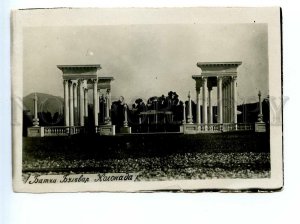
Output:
(22, 132), (270, 181)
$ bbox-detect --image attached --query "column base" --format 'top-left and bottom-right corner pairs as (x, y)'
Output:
(255, 122), (266, 132)
(98, 125), (115, 136)
(27, 126), (44, 137)
(120, 126), (132, 134)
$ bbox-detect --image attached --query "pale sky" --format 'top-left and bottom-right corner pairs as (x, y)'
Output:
(23, 24), (268, 105)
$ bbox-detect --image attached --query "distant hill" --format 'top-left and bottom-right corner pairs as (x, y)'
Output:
(23, 92), (64, 115)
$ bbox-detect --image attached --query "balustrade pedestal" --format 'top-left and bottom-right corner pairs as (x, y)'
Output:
(120, 126), (131, 134)
(180, 123), (199, 134)
(27, 127), (45, 137)
(97, 125), (116, 136)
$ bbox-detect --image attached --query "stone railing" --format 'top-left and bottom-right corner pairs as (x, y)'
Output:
(195, 123), (254, 132)
(198, 123), (222, 132)
(42, 123), (254, 136)
(44, 126), (85, 136)
(236, 123), (254, 131)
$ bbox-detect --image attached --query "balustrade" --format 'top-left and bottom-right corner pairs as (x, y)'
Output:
(44, 126), (85, 136)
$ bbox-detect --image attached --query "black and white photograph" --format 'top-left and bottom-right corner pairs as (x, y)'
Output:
(11, 7), (282, 192)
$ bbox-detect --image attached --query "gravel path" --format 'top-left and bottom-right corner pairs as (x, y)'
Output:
(23, 152), (270, 181)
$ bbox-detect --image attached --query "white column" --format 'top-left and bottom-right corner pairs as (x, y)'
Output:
(73, 81), (78, 126)
(229, 79), (233, 123)
(230, 78), (234, 123)
(93, 79), (98, 126)
(77, 83), (80, 124)
(217, 77), (223, 123)
(202, 77), (208, 125)
(33, 93), (39, 126)
(225, 82), (228, 123)
(228, 82), (231, 122)
(222, 84), (225, 123)
(84, 88), (88, 117)
(63, 80), (69, 126)
(34, 93), (38, 119)
(124, 104), (128, 127)
(182, 102), (186, 124)
(208, 86), (213, 124)
(105, 89), (111, 124)
(224, 82), (226, 123)
(227, 82), (230, 123)
(196, 87), (201, 124)
(69, 81), (74, 126)
(232, 76), (238, 123)
(187, 91), (193, 124)
(79, 80), (84, 126)
(97, 89), (100, 125)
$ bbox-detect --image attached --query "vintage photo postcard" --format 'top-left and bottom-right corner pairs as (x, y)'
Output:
(12, 7), (283, 192)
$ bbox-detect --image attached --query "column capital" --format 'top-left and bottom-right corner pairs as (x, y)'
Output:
(68, 80), (74, 87)
(63, 79), (69, 85)
(92, 78), (98, 84)
(232, 76), (237, 81)
(223, 77), (231, 85)
(78, 79), (85, 85)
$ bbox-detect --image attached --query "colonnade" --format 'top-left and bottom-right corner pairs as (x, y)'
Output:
(191, 75), (238, 126)
(63, 79), (111, 127)
(192, 62), (241, 127)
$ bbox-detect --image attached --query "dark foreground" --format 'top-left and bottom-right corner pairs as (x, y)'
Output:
(23, 132), (270, 181)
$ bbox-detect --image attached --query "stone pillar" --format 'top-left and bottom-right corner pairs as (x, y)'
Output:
(228, 78), (232, 123)
(73, 81), (78, 126)
(232, 76), (238, 123)
(182, 102), (186, 124)
(97, 89), (100, 125)
(196, 87), (201, 124)
(69, 81), (74, 126)
(223, 83), (226, 123)
(225, 81), (228, 123)
(79, 80), (85, 126)
(84, 88), (88, 117)
(258, 90), (263, 122)
(124, 104), (128, 127)
(202, 77), (208, 125)
(77, 83), (80, 124)
(33, 92), (39, 127)
(105, 89), (111, 124)
(93, 79), (98, 126)
(63, 79), (70, 126)
(187, 91), (193, 124)
(226, 79), (230, 123)
(222, 84), (225, 123)
(217, 77), (223, 123)
(229, 81), (232, 122)
(227, 79), (231, 123)
(208, 86), (213, 124)
(255, 90), (266, 132)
